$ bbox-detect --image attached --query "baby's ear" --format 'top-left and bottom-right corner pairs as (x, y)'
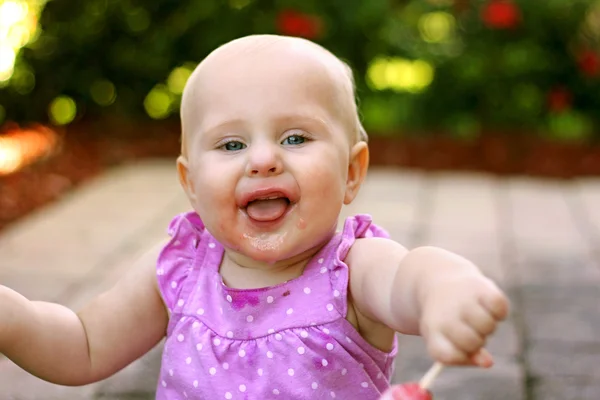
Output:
(177, 156), (197, 201)
(344, 141), (369, 204)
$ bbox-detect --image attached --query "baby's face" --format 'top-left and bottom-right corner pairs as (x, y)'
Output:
(178, 38), (366, 264)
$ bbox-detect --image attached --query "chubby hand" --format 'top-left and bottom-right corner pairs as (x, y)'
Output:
(419, 274), (509, 368)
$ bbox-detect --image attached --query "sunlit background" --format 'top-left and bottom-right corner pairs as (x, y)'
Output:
(0, 0), (600, 224)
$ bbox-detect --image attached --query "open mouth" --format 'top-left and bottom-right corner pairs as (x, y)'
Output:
(243, 194), (292, 222)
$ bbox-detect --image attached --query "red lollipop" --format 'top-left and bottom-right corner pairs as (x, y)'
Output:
(380, 362), (443, 400)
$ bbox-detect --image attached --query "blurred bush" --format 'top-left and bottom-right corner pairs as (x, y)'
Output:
(1, 0), (600, 141)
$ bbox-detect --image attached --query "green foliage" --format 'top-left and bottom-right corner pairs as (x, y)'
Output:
(1, 0), (600, 141)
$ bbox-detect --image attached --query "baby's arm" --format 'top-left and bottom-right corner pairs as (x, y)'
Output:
(346, 238), (509, 367)
(0, 242), (168, 385)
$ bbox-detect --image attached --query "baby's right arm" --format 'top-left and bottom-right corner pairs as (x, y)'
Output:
(0, 241), (169, 386)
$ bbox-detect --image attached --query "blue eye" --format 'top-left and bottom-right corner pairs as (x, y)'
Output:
(223, 141), (246, 151)
(282, 135), (306, 145)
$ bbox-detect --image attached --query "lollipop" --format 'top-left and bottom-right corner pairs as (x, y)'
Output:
(379, 362), (444, 400)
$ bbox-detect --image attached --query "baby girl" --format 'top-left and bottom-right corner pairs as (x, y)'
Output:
(0, 34), (508, 399)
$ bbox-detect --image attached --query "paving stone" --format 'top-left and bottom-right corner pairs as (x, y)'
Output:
(520, 284), (600, 343)
(0, 160), (180, 281)
(527, 340), (600, 378)
(504, 178), (599, 286)
(576, 179), (600, 240)
(532, 376), (600, 400)
(424, 173), (500, 233)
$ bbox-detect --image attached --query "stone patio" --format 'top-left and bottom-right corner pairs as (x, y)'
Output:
(0, 159), (599, 400)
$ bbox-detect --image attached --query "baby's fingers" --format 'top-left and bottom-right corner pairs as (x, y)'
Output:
(426, 332), (472, 366)
(470, 348), (494, 368)
(480, 281), (510, 321)
(461, 304), (498, 337)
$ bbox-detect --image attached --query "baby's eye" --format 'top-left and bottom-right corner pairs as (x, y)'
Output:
(282, 135), (306, 146)
(223, 141), (246, 151)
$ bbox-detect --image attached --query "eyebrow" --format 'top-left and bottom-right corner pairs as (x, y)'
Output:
(201, 113), (333, 137)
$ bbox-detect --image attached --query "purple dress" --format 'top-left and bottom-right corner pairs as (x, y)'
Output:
(155, 212), (398, 399)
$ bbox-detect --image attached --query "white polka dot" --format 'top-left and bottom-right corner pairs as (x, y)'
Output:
(268, 328), (275, 334)
(209, 367), (216, 375)
(169, 369), (173, 376)
(273, 389), (280, 395)
(322, 359), (328, 366)
(239, 384), (246, 392)
(227, 331), (233, 338)
(330, 391), (336, 398)
(192, 239), (198, 248)
(174, 240), (181, 246)
(246, 315), (254, 322)
(267, 351), (274, 358)
(320, 266), (327, 274)
(223, 362), (229, 370)
(286, 308), (293, 315)
(275, 333), (282, 341)
(297, 346), (305, 354)
(300, 331), (309, 338)
(238, 349), (246, 357)
(177, 299), (184, 307)
(326, 343), (334, 351)
(288, 368), (295, 376)
(197, 308), (205, 315)
(361, 382), (369, 388)
(335, 270), (340, 278)
(257, 368), (263, 376)
(193, 380), (198, 388)
(267, 296), (274, 303)
(318, 258), (324, 264)
(326, 304), (334, 312)
(185, 357), (192, 364)
(345, 336), (352, 343)
(220, 307), (223, 314)
(208, 242), (216, 249)
(333, 290), (340, 297)
(323, 328), (330, 334)
(177, 334), (185, 342)
(157, 268), (165, 275)
(171, 281), (177, 289)
(303, 287), (311, 294)
(377, 372), (383, 379)
(180, 316), (186, 322)
(213, 338), (221, 346)
(359, 363), (364, 369)
(312, 382), (318, 389)
(226, 295), (232, 303)
(161, 380), (167, 387)
(341, 368), (347, 375)
(196, 343), (203, 351)
(225, 392), (232, 399)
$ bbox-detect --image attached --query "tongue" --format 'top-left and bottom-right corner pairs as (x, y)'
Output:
(246, 198), (289, 222)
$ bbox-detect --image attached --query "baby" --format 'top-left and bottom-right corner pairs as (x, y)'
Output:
(0, 35), (509, 399)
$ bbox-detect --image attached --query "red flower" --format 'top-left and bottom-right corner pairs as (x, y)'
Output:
(276, 9), (322, 39)
(547, 86), (572, 113)
(577, 50), (600, 77)
(481, 1), (521, 29)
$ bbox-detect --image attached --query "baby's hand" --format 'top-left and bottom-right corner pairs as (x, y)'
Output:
(419, 274), (509, 368)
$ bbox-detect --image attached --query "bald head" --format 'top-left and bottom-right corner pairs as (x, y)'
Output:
(180, 35), (366, 153)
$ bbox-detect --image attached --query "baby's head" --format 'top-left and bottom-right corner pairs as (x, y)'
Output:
(177, 34), (370, 265)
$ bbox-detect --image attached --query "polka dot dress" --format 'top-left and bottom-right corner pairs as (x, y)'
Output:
(156, 212), (397, 399)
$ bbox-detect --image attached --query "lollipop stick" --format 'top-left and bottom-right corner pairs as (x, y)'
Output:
(418, 362), (444, 390)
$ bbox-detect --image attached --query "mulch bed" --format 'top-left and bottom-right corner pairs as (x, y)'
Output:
(1, 118), (600, 233)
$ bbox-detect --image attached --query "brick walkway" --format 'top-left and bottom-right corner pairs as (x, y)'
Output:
(0, 160), (599, 400)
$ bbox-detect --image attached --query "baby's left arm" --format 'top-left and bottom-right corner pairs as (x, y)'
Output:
(346, 238), (509, 368)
